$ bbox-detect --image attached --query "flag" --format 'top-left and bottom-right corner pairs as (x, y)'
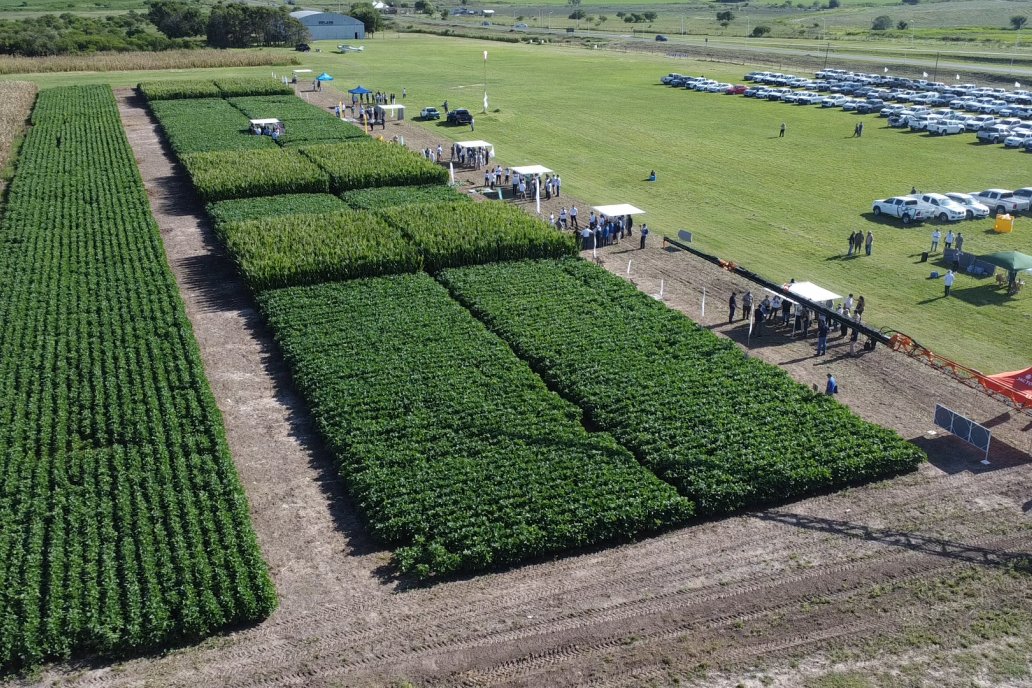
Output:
(1016, 81), (1022, 88)
(922, 71), (928, 78)
(956, 74), (960, 80)
(483, 50), (488, 60)
(535, 179), (541, 214)
(883, 67), (888, 73)
(483, 92), (489, 111)
(449, 162), (455, 184)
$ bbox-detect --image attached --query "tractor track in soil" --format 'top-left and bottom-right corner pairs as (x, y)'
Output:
(17, 88), (1030, 688)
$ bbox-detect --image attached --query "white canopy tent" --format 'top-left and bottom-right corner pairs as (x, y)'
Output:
(249, 118), (284, 135)
(785, 281), (841, 308)
(456, 140), (495, 157)
(375, 104), (406, 120)
(292, 69), (313, 74)
(592, 203), (645, 217)
(511, 164), (552, 176)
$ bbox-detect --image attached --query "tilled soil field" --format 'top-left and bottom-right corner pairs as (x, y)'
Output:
(13, 88), (1030, 688)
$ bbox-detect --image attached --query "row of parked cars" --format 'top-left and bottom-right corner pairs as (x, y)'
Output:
(872, 188), (1032, 225)
(659, 69), (1032, 151)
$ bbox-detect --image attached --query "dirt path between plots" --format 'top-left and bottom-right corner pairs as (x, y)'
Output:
(19, 88), (1032, 688)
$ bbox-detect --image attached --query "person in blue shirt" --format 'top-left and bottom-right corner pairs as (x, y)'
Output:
(639, 224), (649, 249)
(825, 373), (838, 395)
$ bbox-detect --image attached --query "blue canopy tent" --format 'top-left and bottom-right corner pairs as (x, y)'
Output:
(348, 85), (371, 94)
(316, 72), (334, 82)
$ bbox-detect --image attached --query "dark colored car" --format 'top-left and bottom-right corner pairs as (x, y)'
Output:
(295, 43), (311, 52)
(655, 34), (668, 42)
(447, 108), (473, 125)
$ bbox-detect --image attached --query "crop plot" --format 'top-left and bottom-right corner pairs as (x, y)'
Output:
(0, 85), (276, 672)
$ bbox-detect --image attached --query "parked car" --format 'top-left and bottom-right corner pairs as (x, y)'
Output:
(976, 125), (1012, 143)
(916, 193), (967, 222)
(1011, 187), (1032, 206)
(655, 35), (668, 41)
(944, 192), (991, 219)
(295, 43), (311, 52)
(446, 108), (473, 125)
(821, 94), (848, 108)
(725, 84), (748, 95)
(419, 107), (441, 120)
(872, 196), (929, 224)
(926, 118), (966, 136)
(965, 115), (996, 132)
(1003, 128), (1032, 148)
(972, 189), (1032, 215)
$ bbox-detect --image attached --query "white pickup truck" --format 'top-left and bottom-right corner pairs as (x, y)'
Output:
(872, 196), (931, 225)
(972, 189), (1031, 215)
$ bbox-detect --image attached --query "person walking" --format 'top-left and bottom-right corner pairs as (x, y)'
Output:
(825, 373), (838, 395)
(930, 229), (941, 253)
(470, 118), (475, 132)
(779, 122), (786, 137)
(639, 224), (649, 250)
(728, 291), (737, 324)
(857, 121), (864, 137)
(955, 232), (964, 252)
(742, 291), (753, 321)
(849, 316), (860, 355)
(943, 269), (955, 297)
(865, 230), (874, 256)
(853, 122), (860, 138)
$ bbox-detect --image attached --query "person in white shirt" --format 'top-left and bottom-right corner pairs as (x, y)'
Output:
(944, 270), (955, 297)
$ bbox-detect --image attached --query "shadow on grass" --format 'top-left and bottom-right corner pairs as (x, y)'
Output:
(946, 284), (1019, 307)
(858, 211), (925, 228)
(910, 432), (1031, 475)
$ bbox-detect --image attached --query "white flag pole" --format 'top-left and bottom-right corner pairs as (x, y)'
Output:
(748, 308), (753, 342)
(535, 181), (540, 214)
(482, 50), (489, 114)
(626, 259), (632, 276)
(449, 162), (455, 185)
(701, 287), (706, 318)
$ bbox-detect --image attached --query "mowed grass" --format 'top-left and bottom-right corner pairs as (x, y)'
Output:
(10, 36), (1029, 371)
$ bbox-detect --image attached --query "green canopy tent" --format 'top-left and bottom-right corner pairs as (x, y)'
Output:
(980, 250), (1032, 291)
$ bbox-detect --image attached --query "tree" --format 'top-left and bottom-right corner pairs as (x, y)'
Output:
(569, 9), (585, 19)
(623, 14), (634, 22)
(750, 25), (770, 36)
(598, 15), (607, 24)
(896, 19), (908, 29)
(1012, 15), (1028, 30)
(642, 11), (657, 21)
(871, 15), (892, 30)
(567, 0), (581, 6)
(413, 0), (433, 13)
(146, 0), (205, 38)
(349, 2), (385, 33)
(716, 10), (734, 22)
(827, 0), (839, 6)
(901, 0), (919, 5)
(439, 8), (448, 19)
(206, 3), (307, 48)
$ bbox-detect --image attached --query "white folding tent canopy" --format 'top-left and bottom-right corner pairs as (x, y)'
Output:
(249, 118), (281, 126)
(511, 164), (552, 176)
(592, 203), (645, 217)
(375, 104), (406, 120)
(292, 69), (313, 74)
(786, 281), (841, 308)
(456, 140), (495, 157)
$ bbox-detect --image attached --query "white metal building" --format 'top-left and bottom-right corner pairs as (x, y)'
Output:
(290, 10), (366, 41)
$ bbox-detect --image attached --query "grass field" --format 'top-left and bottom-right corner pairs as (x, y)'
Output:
(7, 35), (1029, 373)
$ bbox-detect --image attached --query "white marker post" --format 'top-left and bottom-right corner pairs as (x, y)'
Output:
(701, 287), (706, 318)
(626, 259), (632, 276)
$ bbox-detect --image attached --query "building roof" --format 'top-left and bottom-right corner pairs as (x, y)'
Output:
(289, 10), (322, 19)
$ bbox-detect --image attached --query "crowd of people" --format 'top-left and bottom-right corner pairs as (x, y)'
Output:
(728, 288), (871, 357)
(549, 212), (648, 251)
(452, 143), (493, 170)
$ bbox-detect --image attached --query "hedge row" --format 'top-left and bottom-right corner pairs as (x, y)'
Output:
(259, 274), (692, 578)
(301, 142), (448, 192)
(438, 259), (926, 515)
(148, 98), (276, 155)
(208, 193), (347, 227)
(381, 202), (576, 273)
(181, 148), (329, 203)
(217, 210), (419, 290)
(341, 184), (469, 211)
(0, 85), (275, 671)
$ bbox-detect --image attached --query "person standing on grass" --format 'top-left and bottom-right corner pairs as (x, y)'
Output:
(779, 122), (786, 137)
(754, 305), (765, 337)
(858, 121), (864, 137)
(555, 175), (561, 197)
(855, 295), (865, 321)
(825, 373), (838, 395)
(580, 226), (592, 250)
(865, 230), (874, 256)
(570, 205), (579, 229)
(944, 270), (955, 297)
(956, 232), (964, 252)
(945, 229), (955, 250)
(930, 229), (941, 253)
(847, 230), (855, 256)
(728, 291), (737, 324)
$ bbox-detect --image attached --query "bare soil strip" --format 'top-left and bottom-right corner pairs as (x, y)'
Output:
(15, 88), (1028, 688)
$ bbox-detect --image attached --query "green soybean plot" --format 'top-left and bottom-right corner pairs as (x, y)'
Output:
(438, 259), (926, 516)
(0, 85), (276, 673)
(260, 273), (692, 579)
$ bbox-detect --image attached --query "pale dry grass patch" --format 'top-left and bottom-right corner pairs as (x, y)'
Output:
(0, 49), (299, 75)
(0, 80), (37, 176)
